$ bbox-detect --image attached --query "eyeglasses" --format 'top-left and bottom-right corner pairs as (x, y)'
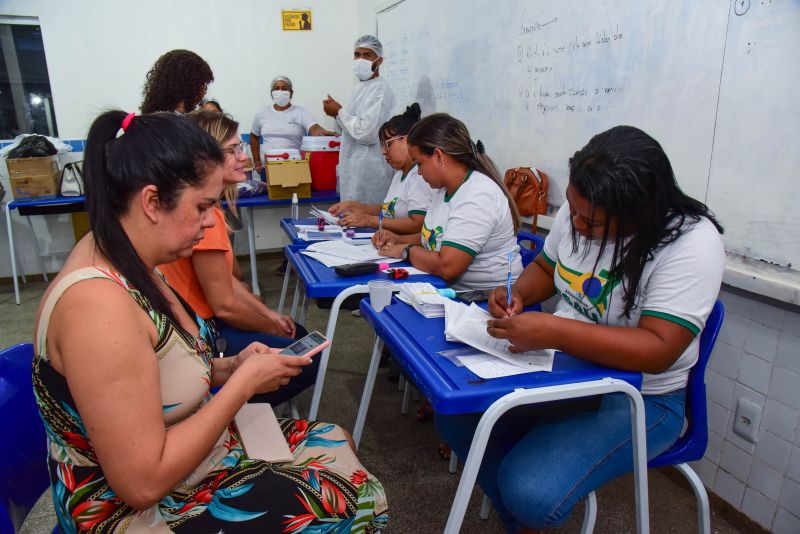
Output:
(222, 142), (247, 156)
(380, 135), (406, 150)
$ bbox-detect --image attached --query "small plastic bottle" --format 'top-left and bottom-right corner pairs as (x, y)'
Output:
(291, 192), (299, 220)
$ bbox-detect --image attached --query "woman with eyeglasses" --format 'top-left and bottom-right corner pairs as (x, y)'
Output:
(328, 103), (433, 234)
(159, 111), (318, 406)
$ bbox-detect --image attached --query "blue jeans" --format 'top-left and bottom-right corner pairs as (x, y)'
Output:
(434, 391), (686, 532)
(214, 318), (321, 407)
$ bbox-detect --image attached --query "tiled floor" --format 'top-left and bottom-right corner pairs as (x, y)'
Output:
(1, 255), (747, 533)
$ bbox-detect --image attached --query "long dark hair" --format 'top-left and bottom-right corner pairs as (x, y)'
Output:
(141, 50), (213, 114)
(84, 111), (223, 324)
(407, 113), (520, 231)
(379, 102), (422, 141)
(569, 125), (723, 317)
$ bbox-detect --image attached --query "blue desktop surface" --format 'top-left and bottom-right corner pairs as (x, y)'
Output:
(360, 298), (643, 415)
(284, 244), (447, 299)
(234, 189), (339, 208)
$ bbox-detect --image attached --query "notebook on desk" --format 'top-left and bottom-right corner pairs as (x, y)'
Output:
(234, 403), (294, 463)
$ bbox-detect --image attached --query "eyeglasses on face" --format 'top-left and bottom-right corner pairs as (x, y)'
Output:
(222, 142), (247, 156)
(380, 135), (406, 150)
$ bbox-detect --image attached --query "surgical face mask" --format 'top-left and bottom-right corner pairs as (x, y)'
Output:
(353, 58), (376, 81)
(271, 90), (291, 107)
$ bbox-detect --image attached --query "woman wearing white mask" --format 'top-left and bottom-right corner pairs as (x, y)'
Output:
(249, 75), (334, 173)
(323, 35), (396, 204)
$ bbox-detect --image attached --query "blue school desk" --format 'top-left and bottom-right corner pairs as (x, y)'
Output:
(356, 297), (650, 534)
(276, 218), (376, 314)
(282, 243), (447, 420)
(4, 195), (86, 305)
(236, 190), (339, 295)
(3, 191), (339, 304)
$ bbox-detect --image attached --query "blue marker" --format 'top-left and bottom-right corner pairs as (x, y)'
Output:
(378, 210), (384, 243)
(506, 251), (513, 308)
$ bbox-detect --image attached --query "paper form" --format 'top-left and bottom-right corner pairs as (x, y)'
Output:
(300, 241), (401, 267)
(443, 300), (554, 372)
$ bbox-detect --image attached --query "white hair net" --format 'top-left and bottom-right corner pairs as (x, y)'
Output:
(270, 75), (293, 92)
(354, 35), (383, 57)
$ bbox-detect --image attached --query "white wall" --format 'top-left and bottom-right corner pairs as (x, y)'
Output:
(0, 0), (360, 276)
(1, 0), (358, 138)
(695, 288), (800, 533)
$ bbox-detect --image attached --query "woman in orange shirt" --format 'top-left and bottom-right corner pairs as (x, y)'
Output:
(160, 111), (317, 405)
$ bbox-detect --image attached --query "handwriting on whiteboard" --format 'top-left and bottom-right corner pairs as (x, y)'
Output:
(515, 19), (626, 116)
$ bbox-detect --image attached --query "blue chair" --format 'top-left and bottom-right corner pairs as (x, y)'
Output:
(516, 230), (544, 268)
(580, 299), (725, 534)
(0, 343), (56, 534)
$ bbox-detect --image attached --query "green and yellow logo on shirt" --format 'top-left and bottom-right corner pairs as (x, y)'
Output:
(421, 222), (443, 251)
(556, 261), (622, 322)
(382, 197), (399, 218)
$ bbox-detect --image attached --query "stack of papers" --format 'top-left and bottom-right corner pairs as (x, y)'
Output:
(294, 224), (344, 241)
(442, 299), (554, 377)
(309, 205), (340, 225)
(397, 282), (447, 318)
(300, 240), (401, 268)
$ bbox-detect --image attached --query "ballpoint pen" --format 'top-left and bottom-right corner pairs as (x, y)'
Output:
(506, 251), (513, 308)
(378, 210), (384, 243)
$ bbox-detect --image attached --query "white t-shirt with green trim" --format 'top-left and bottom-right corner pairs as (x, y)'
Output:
(542, 203), (725, 394)
(421, 170), (523, 291)
(381, 165), (434, 219)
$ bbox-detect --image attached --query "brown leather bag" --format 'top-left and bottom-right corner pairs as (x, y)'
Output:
(503, 167), (548, 225)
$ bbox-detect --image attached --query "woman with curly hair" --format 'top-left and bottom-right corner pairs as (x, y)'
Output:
(141, 49), (214, 114)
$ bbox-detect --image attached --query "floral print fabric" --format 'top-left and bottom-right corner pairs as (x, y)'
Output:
(32, 267), (388, 532)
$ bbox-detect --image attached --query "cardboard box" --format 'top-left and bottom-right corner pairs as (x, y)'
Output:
(265, 158), (311, 200)
(6, 156), (61, 199)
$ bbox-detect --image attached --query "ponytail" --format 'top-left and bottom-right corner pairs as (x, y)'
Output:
(472, 146), (521, 232)
(84, 110), (223, 325)
(407, 113), (520, 231)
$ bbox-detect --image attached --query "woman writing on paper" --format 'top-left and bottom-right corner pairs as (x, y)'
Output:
(328, 103), (434, 235)
(32, 111), (388, 532)
(375, 113), (523, 295)
(159, 111), (318, 406)
(437, 125), (725, 532)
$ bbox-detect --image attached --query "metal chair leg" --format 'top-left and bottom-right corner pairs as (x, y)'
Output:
(401, 381), (412, 415)
(449, 451), (458, 474)
(580, 491), (597, 534)
(479, 494), (491, 520)
(674, 463), (711, 534)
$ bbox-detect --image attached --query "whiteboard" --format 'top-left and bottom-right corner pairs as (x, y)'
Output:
(377, 0), (800, 269)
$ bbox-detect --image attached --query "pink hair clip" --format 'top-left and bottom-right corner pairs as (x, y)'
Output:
(121, 112), (135, 132)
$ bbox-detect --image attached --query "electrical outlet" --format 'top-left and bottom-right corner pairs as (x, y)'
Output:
(733, 398), (761, 443)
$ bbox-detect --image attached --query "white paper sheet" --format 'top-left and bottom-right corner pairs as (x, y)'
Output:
(443, 300), (554, 372)
(304, 240), (399, 262)
(309, 205), (341, 225)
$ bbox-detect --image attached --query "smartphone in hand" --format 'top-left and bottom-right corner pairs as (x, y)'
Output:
(279, 331), (331, 358)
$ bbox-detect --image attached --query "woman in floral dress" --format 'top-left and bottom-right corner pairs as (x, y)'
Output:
(32, 110), (388, 533)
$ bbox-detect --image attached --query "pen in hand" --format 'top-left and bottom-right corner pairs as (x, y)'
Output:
(506, 251), (513, 310)
(378, 210), (384, 244)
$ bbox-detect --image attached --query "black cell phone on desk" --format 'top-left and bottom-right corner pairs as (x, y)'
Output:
(334, 262), (379, 277)
(279, 331), (330, 357)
